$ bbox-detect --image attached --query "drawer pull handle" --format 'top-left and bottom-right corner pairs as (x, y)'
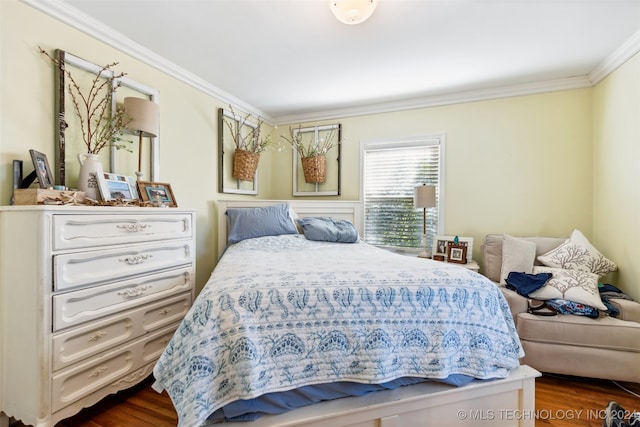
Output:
(117, 223), (150, 232)
(160, 308), (172, 315)
(88, 331), (108, 342)
(118, 285), (150, 298)
(89, 366), (108, 378)
(120, 254), (151, 265)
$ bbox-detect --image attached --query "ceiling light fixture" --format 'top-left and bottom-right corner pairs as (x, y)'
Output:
(330, 0), (377, 25)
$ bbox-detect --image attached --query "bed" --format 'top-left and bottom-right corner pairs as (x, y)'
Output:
(152, 200), (539, 427)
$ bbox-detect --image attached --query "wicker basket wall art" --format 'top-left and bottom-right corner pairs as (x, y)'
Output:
(232, 149), (260, 181)
(301, 155), (326, 183)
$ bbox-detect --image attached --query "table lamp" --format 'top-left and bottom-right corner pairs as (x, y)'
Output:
(414, 184), (436, 258)
(124, 97), (159, 180)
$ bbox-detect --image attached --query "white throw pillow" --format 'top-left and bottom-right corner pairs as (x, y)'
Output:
(529, 266), (606, 310)
(537, 229), (616, 277)
(499, 235), (537, 284)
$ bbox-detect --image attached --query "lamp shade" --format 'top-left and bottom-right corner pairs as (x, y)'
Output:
(124, 97), (159, 138)
(330, 0), (377, 25)
(414, 184), (436, 209)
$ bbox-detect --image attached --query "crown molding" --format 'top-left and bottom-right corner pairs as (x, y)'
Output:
(23, 0), (636, 125)
(20, 0), (272, 122)
(274, 76), (592, 125)
(589, 28), (640, 85)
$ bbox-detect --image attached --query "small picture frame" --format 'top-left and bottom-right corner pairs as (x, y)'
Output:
(98, 173), (139, 201)
(29, 149), (55, 189)
(447, 242), (468, 264)
(137, 181), (177, 207)
(432, 235), (474, 263)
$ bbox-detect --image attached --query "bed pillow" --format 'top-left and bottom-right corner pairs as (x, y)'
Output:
(529, 266), (607, 310)
(537, 229), (617, 277)
(288, 206), (303, 233)
(297, 217), (358, 243)
(499, 235), (537, 284)
(226, 204), (298, 244)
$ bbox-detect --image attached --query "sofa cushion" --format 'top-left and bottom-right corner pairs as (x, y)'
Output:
(482, 234), (566, 283)
(499, 235), (537, 284)
(516, 312), (640, 353)
(529, 266), (607, 310)
(537, 229), (617, 277)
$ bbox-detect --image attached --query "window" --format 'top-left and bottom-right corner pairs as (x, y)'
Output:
(361, 135), (444, 251)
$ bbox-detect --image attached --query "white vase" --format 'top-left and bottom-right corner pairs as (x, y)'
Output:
(77, 153), (104, 200)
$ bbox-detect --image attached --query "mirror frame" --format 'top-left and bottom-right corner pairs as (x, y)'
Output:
(55, 49), (160, 187)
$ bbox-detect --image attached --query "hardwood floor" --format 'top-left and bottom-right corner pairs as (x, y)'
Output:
(7, 373), (640, 426)
(535, 374), (639, 427)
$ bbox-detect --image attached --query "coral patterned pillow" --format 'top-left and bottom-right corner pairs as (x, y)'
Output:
(537, 229), (616, 277)
(529, 266), (607, 310)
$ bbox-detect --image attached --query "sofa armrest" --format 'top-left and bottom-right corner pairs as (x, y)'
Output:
(608, 299), (640, 323)
(498, 286), (529, 319)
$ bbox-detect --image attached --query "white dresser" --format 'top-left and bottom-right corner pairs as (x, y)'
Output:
(0, 206), (195, 427)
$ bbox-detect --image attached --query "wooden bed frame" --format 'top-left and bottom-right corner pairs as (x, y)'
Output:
(214, 200), (540, 427)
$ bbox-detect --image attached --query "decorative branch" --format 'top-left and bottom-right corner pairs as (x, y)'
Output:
(40, 47), (131, 154)
(223, 105), (271, 153)
(280, 125), (338, 158)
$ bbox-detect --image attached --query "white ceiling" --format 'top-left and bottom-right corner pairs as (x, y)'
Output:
(57, 0), (640, 123)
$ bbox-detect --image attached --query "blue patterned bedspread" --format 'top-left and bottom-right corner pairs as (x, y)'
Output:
(152, 235), (523, 427)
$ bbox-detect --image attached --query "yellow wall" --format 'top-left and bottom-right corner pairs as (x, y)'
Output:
(593, 53), (640, 300)
(272, 90), (594, 261)
(2, 0), (633, 297)
(0, 0), (276, 290)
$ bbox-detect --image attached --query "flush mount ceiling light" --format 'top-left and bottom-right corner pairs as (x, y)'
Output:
(330, 0), (377, 25)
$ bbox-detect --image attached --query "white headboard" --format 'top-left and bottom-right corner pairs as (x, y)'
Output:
(217, 199), (363, 256)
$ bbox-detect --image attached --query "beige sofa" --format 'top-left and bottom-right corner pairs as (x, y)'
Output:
(481, 234), (640, 383)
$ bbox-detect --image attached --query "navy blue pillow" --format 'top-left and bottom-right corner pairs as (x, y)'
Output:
(297, 217), (358, 243)
(226, 204), (298, 244)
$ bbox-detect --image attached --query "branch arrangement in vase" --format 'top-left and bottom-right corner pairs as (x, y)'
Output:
(39, 47), (132, 155)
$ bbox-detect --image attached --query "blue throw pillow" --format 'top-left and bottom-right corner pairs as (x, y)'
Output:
(226, 204), (298, 244)
(297, 217), (358, 243)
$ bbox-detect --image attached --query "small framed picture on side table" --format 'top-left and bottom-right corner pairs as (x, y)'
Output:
(432, 235), (474, 263)
(447, 242), (468, 264)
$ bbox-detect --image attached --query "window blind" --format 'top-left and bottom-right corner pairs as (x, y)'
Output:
(363, 142), (440, 249)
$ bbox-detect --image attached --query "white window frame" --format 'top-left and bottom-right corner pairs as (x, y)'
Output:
(360, 134), (446, 252)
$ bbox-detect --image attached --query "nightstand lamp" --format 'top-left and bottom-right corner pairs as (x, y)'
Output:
(414, 184), (436, 258)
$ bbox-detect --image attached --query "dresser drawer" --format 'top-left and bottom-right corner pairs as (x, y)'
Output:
(51, 324), (178, 413)
(54, 240), (193, 291)
(53, 266), (193, 331)
(52, 292), (192, 370)
(52, 213), (192, 251)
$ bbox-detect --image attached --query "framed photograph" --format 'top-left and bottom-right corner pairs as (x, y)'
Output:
(137, 181), (177, 207)
(29, 149), (55, 189)
(98, 173), (138, 201)
(447, 243), (468, 264)
(432, 235), (474, 263)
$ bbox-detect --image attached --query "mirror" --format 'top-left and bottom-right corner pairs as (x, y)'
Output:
(292, 124), (341, 196)
(55, 50), (160, 188)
